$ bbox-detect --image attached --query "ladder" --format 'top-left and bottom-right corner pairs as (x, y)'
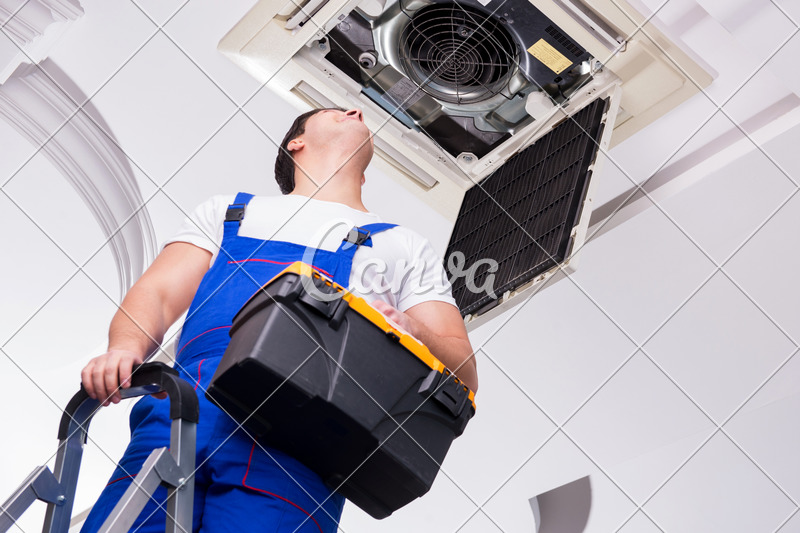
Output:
(0, 362), (199, 533)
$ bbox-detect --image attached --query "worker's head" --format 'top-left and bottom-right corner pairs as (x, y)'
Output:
(274, 107), (373, 194)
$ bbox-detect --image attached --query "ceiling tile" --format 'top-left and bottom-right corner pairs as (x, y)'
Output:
(564, 352), (715, 469)
(0, 90), (39, 186)
(655, 131), (796, 263)
(43, 0), (156, 99)
(127, 0), (188, 27)
(721, 70), (797, 139)
(616, 510), (662, 533)
(3, 147), (112, 265)
(88, 31), (237, 184)
(629, 0), (706, 28)
(163, 0), (262, 106)
(646, 433), (796, 532)
(776, 509), (800, 532)
(443, 349), (556, 504)
(706, 0), (798, 63)
(760, 122), (800, 194)
(454, 510), (505, 533)
(134, 189), (203, 251)
(243, 84), (314, 153)
(679, 16), (741, 98)
(644, 272), (795, 421)
(2, 270), (115, 376)
(766, 33), (800, 101)
(481, 278), (637, 423)
(0, 191), (77, 343)
(732, 344), (799, 413)
(725, 355), (800, 501)
(163, 112), (282, 209)
(726, 192), (800, 340)
(607, 424), (713, 504)
(570, 201), (717, 342)
(479, 432), (636, 533)
(774, 0), (800, 22)
(599, 95), (720, 200)
(684, 2), (793, 103)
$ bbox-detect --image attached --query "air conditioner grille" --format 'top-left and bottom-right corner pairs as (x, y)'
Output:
(398, 4), (518, 104)
(544, 25), (584, 58)
(446, 98), (608, 316)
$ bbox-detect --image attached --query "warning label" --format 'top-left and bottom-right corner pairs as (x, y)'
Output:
(382, 78), (424, 111)
(527, 39), (572, 75)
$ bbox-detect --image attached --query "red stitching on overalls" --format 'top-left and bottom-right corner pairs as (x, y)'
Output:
(176, 326), (231, 359)
(241, 442), (324, 533)
(106, 474), (136, 487)
(194, 358), (206, 390)
(227, 258), (333, 278)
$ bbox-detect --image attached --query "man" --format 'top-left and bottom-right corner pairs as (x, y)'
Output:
(80, 107), (477, 532)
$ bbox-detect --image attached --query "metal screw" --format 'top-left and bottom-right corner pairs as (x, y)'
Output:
(358, 52), (377, 69)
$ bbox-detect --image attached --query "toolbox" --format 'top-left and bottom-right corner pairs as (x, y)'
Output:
(206, 262), (476, 519)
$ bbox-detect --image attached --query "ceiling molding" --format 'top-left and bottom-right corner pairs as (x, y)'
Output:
(0, 0), (83, 82)
(0, 60), (157, 298)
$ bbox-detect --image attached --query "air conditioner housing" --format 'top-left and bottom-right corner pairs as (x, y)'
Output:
(219, 0), (712, 327)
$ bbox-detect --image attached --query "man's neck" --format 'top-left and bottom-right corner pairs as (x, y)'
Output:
(290, 174), (369, 212)
(290, 156), (370, 212)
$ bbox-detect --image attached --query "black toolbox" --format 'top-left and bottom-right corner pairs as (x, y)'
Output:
(206, 262), (476, 519)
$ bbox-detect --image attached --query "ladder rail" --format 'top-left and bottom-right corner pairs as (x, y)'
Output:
(0, 362), (199, 533)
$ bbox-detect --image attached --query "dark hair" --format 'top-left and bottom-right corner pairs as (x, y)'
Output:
(274, 108), (344, 194)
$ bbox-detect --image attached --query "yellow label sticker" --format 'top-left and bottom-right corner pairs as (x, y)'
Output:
(527, 39), (572, 75)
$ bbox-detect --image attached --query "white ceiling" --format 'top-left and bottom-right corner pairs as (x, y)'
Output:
(1, 0), (798, 532)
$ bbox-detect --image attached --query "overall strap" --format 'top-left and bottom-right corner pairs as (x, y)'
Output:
(223, 192), (255, 239)
(337, 223), (398, 253)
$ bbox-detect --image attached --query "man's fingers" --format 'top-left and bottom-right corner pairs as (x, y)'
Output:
(118, 356), (134, 390)
(81, 361), (96, 399)
(91, 358), (110, 405)
(371, 300), (413, 334)
(102, 353), (121, 404)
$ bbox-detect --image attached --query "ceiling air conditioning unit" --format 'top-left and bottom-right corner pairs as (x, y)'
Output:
(219, 0), (711, 328)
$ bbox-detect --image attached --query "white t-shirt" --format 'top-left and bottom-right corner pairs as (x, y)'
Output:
(164, 194), (457, 312)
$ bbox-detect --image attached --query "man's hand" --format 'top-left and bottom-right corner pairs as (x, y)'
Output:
(371, 299), (478, 392)
(82, 349), (144, 406)
(80, 242), (212, 406)
(371, 300), (418, 338)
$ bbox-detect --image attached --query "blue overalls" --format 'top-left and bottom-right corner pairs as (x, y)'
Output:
(81, 193), (397, 533)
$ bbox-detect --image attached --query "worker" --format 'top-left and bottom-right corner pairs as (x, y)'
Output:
(79, 107), (478, 532)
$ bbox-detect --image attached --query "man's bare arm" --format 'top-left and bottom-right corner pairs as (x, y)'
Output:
(371, 300), (478, 392)
(81, 242), (212, 405)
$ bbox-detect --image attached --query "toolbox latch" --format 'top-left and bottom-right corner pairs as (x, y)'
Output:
(418, 369), (469, 418)
(297, 273), (349, 328)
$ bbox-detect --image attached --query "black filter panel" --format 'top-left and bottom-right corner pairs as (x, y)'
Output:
(445, 98), (608, 317)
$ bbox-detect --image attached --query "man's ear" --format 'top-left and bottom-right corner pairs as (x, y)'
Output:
(287, 138), (304, 152)
(360, 174), (366, 186)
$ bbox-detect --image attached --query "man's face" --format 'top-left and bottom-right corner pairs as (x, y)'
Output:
(301, 108), (374, 159)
